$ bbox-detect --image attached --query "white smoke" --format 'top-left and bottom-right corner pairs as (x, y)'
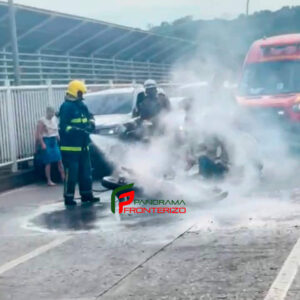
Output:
(91, 59), (300, 228)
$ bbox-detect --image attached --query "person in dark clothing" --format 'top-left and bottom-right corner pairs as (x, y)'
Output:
(197, 135), (230, 180)
(133, 79), (170, 121)
(185, 128), (230, 180)
(132, 80), (171, 139)
(59, 80), (100, 207)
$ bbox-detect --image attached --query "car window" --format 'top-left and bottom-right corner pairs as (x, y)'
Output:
(85, 92), (134, 115)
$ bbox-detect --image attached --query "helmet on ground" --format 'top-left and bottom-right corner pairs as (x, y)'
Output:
(67, 80), (87, 98)
(144, 79), (157, 90)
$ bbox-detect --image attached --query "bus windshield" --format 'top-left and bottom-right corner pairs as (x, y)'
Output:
(239, 60), (300, 96)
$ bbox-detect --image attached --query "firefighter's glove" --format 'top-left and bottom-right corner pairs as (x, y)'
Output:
(85, 120), (96, 134)
(66, 126), (81, 133)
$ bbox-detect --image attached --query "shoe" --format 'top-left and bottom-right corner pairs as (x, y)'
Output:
(81, 196), (100, 203)
(64, 198), (77, 207)
(90, 196), (100, 203)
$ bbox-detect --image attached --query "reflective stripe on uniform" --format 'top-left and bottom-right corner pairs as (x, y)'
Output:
(70, 118), (88, 124)
(66, 126), (72, 132)
(60, 146), (82, 152)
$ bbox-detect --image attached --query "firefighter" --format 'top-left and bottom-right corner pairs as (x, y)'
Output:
(59, 80), (99, 206)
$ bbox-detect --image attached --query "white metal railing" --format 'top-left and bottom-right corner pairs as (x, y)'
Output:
(0, 81), (177, 171)
(0, 51), (172, 85)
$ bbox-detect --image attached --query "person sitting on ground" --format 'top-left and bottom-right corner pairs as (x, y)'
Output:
(35, 106), (65, 186)
(197, 134), (230, 180)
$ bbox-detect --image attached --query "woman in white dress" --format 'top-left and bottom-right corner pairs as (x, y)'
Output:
(36, 107), (65, 186)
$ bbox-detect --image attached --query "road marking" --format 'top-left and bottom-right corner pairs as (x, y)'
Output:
(264, 237), (300, 300)
(97, 223), (195, 298)
(0, 186), (40, 198)
(0, 236), (72, 276)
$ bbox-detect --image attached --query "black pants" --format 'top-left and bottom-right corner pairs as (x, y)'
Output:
(62, 149), (93, 201)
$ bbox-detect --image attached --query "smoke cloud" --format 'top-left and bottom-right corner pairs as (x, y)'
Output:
(91, 54), (300, 228)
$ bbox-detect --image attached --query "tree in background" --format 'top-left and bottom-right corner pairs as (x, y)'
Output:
(151, 6), (300, 77)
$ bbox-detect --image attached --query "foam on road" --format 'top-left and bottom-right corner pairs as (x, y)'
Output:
(1, 183), (300, 299)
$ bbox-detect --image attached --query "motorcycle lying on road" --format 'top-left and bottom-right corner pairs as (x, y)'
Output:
(101, 117), (155, 195)
(100, 121), (254, 202)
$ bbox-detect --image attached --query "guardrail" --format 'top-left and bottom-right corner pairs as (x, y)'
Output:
(0, 51), (172, 86)
(0, 81), (177, 171)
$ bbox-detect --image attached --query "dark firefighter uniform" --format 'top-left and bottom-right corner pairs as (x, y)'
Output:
(59, 80), (99, 206)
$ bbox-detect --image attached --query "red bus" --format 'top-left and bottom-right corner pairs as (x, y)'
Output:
(237, 34), (300, 123)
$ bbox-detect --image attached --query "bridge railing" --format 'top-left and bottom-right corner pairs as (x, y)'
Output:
(0, 81), (177, 171)
(0, 51), (171, 86)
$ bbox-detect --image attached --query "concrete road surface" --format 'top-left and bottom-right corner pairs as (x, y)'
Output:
(1, 182), (300, 300)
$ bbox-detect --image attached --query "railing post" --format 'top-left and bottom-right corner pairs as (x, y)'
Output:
(112, 58), (117, 82)
(109, 79), (114, 88)
(5, 80), (18, 172)
(131, 59), (136, 82)
(91, 55), (96, 84)
(147, 60), (151, 79)
(67, 54), (71, 81)
(3, 50), (9, 81)
(8, 0), (21, 85)
(163, 63), (168, 82)
(47, 79), (54, 107)
(37, 51), (43, 84)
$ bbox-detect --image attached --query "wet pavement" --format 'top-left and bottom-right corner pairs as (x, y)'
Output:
(1, 182), (300, 299)
(31, 203), (110, 232)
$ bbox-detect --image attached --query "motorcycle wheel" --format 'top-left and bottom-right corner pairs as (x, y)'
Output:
(101, 176), (123, 190)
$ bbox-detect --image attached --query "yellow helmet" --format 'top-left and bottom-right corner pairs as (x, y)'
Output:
(67, 80), (87, 98)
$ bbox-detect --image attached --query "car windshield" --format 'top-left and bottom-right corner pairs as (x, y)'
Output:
(239, 60), (300, 96)
(85, 92), (134, 115)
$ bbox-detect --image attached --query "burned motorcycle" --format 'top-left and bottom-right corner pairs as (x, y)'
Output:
(101, 118), (156, 193)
